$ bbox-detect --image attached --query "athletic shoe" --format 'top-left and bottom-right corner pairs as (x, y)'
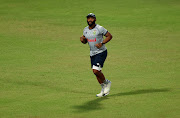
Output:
(96, 83), (105, 97)
(104, 80), (111, 94)
(104, 92), (109, 96)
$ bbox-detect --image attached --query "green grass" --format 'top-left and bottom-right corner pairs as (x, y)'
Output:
(0, 0), (180, 118)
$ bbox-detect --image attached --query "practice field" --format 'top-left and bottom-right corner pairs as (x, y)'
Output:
(0, 0), (180, 118)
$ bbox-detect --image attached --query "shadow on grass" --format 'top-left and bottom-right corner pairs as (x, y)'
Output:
(72, 88), (170, 113)
(110, 88), (171, 97)
(72, 97), (109, 113)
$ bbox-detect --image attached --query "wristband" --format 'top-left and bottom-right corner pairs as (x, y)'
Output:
(101, 42), (105, 45)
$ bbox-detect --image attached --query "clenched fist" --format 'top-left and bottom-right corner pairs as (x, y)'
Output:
(95, 43), (103, 48)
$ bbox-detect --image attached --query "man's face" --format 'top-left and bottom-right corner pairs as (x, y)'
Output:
(87, 17), (96, 26)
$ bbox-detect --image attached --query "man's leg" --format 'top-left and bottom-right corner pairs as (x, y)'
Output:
(96, 76), (102, 84)
(93, 69), (105, 84)
(93, 69), (107, 97)
(91, 50), (111, 97)
(93, 68), (111, 97)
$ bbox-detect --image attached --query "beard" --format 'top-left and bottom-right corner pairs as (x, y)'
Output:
(87, 20), (96, 26)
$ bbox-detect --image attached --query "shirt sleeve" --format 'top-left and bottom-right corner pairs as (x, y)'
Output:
(99, 26), (108, 36)
(83, 28), (86, 36)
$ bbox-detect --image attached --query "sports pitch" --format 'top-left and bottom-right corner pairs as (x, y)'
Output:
(0, 0), (180, 117)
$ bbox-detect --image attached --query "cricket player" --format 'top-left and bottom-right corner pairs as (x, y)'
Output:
(80, 13), (113, 97)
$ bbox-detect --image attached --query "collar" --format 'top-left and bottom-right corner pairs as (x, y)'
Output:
(89, 24), (96, 30)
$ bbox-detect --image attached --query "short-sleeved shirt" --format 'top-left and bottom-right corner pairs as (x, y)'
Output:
(83, 24), (108, 56)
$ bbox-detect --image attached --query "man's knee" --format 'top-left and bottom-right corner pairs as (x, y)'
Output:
(93, 69), (100, 75)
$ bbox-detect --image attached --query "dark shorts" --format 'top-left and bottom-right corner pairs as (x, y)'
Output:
(90, 50), (107, 69)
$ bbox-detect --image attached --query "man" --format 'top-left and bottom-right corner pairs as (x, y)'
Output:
(80, 13), (113, 97)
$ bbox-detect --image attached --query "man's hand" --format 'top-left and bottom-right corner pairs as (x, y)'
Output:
(80, 35), (87, 44)
(95, 43), (103, 48)
(95, 32), (113, 48)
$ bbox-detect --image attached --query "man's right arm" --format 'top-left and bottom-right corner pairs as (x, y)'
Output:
(80, 35), (87, 44)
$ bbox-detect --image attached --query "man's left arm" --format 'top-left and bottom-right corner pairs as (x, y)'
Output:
(96, 32), (113, 48)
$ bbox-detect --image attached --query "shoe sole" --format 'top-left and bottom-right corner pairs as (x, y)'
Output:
(104, 92), (109, 96)
(96, 92), (110, 97)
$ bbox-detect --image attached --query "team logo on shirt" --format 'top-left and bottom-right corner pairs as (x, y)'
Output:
(93, 30), (96, 35)
(87, 38), (96, 42)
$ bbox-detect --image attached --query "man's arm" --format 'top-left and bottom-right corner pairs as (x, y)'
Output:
(80, 35), (87, 44)
(95, 32), (112, 48)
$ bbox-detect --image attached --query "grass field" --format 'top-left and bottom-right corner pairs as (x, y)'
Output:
(0, 0), (180, 118)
